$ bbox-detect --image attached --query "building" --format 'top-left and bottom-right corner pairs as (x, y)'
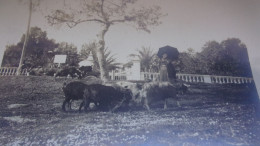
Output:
(109, 55), (141, 81)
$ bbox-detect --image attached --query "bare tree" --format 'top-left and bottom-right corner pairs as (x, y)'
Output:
(46, 0), (164, 81)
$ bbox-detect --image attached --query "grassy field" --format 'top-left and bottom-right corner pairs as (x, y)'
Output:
(0, 76), (260, 145)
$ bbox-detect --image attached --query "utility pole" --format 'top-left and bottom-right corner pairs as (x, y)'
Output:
(17, 0), (32, 75)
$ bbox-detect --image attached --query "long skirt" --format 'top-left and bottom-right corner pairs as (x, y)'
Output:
(159, 65), (169, 82)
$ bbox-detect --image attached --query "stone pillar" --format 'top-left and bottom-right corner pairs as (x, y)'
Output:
(203, 75), (212, 83)
(127, 56), (141, 80)
(111, 70), (115, 80)
(131, 59), (141, 80)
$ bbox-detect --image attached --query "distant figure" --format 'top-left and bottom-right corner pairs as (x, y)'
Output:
(159, 53), (169, 82)
(167, 61), (177, 83)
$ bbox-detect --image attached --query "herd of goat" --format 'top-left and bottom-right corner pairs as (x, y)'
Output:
(62, 80), (189, 112)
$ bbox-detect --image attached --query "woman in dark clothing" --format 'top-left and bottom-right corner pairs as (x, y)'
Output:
(159, 53), (169, 82)
(167, 60), (177, 83)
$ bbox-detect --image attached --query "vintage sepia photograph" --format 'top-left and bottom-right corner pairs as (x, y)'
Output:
(0, 0), (260, 145)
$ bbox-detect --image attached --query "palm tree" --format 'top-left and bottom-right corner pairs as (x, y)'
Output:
(80, 42), (100, 71)
(104, 48), (121, 71)
(130, 47), (155, 71)
(80, 42), (120, 72)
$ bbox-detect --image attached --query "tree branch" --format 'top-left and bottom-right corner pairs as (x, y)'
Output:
(110, 15), (136, 24)
(100, 0), (109, 21)
(46, 14), (106, 28)
(72, 18), (106, 26)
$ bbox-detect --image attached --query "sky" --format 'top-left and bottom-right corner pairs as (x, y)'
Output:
(0, 0), (260, 93)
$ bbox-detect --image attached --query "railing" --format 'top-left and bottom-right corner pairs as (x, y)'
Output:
(1, 67), (254, 84)
(141, 72), (160, 81)
(109, 70), (127, 81)
(209, 75), (253, 84)
(140, 72), (254, 84)
(176, 74), (205, 83)
(0, 67), (28, 76)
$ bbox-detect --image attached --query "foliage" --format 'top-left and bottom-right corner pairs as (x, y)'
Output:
(28, 67), (58, 76)
(1, 45), (22, 67)
(55, 42), (79, 67)
(177, 51), (199, 74)
(129, 47), (156, 71)
(2, 26), (82, 68)
(80, 42), (100, 71)
(80, 42), (120, 72)
(150, 55), (160, 72)
(123, 62), (133, 69)
(197, 38), (252, 77)
(2, 27), (58, 68)
(142, 38), (252, 77)
(104, 48), (121, 71)
(28, 67), (45, 76)
(44, 68), (58, 76)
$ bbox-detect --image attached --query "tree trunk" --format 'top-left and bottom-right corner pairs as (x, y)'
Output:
(96, 24), (110, 81)
(17, 0), (32, 75)
(96, 46), (108, 81)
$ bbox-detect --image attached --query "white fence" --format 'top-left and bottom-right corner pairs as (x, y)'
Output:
(0, 67), (254, 84)
(141, 72), (254, 84)
(109, 70), (127, 81)
(0, 67), (28, 76)
(206, 75), (253, 84)
(141, 72), (160, 81)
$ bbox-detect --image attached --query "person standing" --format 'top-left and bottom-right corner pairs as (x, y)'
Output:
(167, 60), (177, 83)
(159, 53), (169, 82)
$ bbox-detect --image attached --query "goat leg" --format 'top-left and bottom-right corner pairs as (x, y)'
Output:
(143, 98), (150, 111)
(164, 99), (168, 109)
(111, 98), (125, 112)
(62, 98), (71, 112)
